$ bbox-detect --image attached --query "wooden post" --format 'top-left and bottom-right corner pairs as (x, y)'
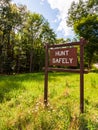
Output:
(43, 39), (87, 112)
(80, 38), (84, 113)
(44, 44), (48, 106)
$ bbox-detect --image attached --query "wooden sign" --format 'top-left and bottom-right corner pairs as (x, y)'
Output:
(50, 48), (77, 66)
(44, 39), (87, 113)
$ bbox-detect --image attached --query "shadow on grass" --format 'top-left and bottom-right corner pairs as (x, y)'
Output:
(0, 81), (25, 103)
(0, 73), (44, 103)
(91, 69), (98, 73)
(0, 73), (44, 82)
(79, 114), (98, 130)
(0, 72), (77, 103)
(0, 72), (74, 82)
(49, 71), (74, 76)
(48, 72), (78, 81)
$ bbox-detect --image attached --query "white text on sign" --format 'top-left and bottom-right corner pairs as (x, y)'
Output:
(50, 48), (77, 66)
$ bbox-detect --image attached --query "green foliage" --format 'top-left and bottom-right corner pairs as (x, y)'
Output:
(67, 0), (98, 68)
(74, 14), (98, 43)
(67, 0), (98, 27)
(0, 72), (98, 129)
(0, 0), (56, 74)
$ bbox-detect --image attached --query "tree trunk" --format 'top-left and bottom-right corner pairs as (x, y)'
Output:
(30, 50), (33, 72)
(6, 31), (11, 74)
(16, 55), (20, 73)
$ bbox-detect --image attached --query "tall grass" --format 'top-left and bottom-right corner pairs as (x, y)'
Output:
(0, 72), (98, 130)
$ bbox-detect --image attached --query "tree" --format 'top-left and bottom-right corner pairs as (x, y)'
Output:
(0, 0), (27, 74)
(19, 12), (56, 72)
(21, 13), (45, 72)
(67, 0), (98, 68)
(0, 0), (11, 73)
(41, 21), (56, 44)
(0, 1), (56, 74)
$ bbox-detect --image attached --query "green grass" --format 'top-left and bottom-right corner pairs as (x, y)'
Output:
(0, 72), (98, 130)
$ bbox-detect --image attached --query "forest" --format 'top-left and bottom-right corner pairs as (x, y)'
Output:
(0, 0), (57, 74)
(0, 0), (98, 74)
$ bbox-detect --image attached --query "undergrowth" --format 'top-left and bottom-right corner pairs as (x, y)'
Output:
(0, 72), (98, 130)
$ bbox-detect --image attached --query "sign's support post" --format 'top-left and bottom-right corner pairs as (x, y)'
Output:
(80, 38), (84, 113)
(44, 44), (48, 106)
(43, 39), (87, 112)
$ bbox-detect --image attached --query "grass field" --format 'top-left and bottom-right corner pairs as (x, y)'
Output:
(0, 72), (98, 130)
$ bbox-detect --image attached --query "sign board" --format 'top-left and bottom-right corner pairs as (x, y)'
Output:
(50, 47), (77, 66)
(44, 39), (87, 113)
